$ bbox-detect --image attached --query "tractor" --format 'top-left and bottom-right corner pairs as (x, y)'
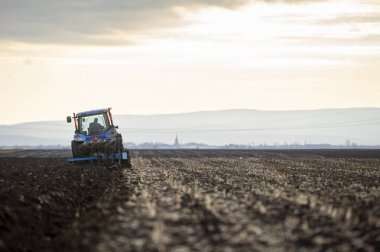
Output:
(66, 108), (131, 167)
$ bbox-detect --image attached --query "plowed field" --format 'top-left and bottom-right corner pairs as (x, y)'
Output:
(0, 149), (379, 251)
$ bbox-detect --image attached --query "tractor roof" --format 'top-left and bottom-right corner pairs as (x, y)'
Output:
(76, 108), (108, 117)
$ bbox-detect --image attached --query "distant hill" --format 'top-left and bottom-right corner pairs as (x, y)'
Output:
(1, 108), (380, 146)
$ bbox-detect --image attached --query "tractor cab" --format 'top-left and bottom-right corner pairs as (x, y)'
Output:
(78, 111), (109, 136)
(67, 108), (118, 142)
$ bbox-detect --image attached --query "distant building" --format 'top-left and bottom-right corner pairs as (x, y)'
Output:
(174, 134), (180, 147)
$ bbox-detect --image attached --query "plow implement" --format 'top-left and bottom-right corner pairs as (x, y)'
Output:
(67, 152), (129, 167)
(68, 137), (130, 167)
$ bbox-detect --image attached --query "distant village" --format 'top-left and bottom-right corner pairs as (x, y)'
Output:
(2, 134), (379, 150)
(126, 134), (380, 150)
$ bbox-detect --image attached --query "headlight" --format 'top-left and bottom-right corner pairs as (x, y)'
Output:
(106, 128), (118, 138)
(74, 134), (86, 141)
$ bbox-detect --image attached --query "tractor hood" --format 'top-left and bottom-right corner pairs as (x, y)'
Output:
(74, 128), (117, 142)
(74, 133), (107, 142)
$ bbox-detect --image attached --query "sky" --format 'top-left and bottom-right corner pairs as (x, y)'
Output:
(0, 0), (380, 124)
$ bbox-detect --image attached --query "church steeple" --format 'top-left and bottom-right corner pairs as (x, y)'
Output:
(174, 134), (179, 146)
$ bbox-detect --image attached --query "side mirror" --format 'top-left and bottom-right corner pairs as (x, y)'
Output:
(115, 126), (119, 129)
(66, 116), (72, 123)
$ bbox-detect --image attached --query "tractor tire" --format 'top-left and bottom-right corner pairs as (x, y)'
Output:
(122, 149), (132, 168)
(116, 134), (132, 168)
(71, 141), (84, 158)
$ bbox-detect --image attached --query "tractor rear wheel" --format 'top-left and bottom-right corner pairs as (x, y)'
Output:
(122, 149), (132, 168)
(71, 141), (84, 158)
(115, 134), (131, 168)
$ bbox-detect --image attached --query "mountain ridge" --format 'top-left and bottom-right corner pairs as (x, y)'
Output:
(2, 107), (380, 126)
(1, 108), (380, 146)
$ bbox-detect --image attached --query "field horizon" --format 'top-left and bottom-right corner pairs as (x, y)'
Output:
(1, 107), (380, 147)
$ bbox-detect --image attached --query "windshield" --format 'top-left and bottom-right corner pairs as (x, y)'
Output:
(78, 113), (110, 135)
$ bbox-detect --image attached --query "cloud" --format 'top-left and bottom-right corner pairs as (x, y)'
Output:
(281, 34), (380, 47)
(316, 15), (380, 25)
(0, 0), (327, 45)
(0, 0), (252, 45)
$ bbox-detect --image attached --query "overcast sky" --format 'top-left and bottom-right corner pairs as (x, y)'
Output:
(1, 0), (379, 124)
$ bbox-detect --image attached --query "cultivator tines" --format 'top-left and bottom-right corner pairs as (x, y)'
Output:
(69, 134), (130, 167)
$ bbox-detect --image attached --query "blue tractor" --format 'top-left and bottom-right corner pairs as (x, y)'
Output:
(66, 108), (131, 167)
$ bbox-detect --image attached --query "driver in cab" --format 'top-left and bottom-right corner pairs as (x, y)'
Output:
(88, 118), (104, 135)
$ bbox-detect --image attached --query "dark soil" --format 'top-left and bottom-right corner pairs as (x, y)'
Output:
(0, 157), (116, 252)
(0, 149), (379, 251)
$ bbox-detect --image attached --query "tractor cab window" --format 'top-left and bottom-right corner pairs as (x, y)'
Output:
(79, 113), (110, 135)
